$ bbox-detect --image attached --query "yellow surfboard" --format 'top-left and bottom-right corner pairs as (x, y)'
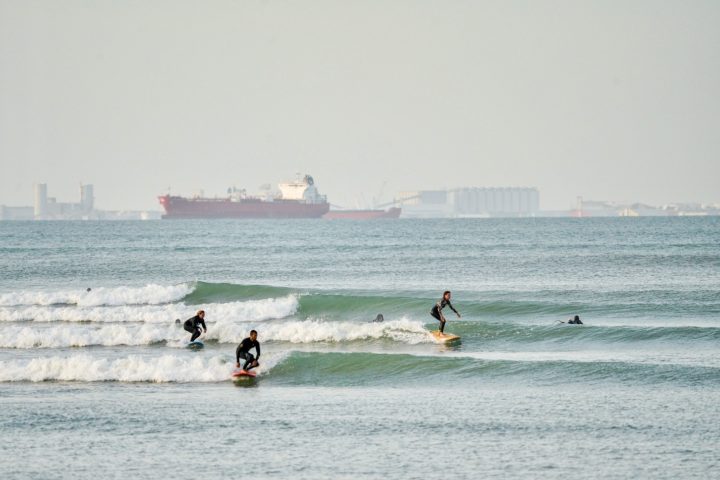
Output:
(431, 330), (461, 343)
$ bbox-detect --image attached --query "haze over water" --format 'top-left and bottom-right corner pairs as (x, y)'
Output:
(2, 1), (719, 210)
(0, 217), (718, 478)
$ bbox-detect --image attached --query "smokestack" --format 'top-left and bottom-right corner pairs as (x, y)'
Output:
(80, 184), (94, 213)
(34, 183), (47, 219)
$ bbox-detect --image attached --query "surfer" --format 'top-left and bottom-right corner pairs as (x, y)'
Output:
(558, 315), (583, 325)
(236, 330), (261, 372)
(372, 314), (384, 323)
(567, 315), (583, 324)
(430, 291), (460, 333)
(183, 310), (207, 342)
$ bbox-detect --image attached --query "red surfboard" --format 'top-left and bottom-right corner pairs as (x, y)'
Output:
(232, 369), (257, 378)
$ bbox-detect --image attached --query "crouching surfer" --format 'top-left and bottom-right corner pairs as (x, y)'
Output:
(184, 310), (207, 342)
(236, 330), (261, 372)
(430, 290), (461, 333)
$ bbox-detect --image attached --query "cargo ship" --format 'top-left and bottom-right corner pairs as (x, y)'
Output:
(323, 207), (402, 220)
(158, 175), (330, 219)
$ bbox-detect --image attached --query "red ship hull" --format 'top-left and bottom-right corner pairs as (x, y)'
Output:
(158, 195), (330, 219)
(323, 207), (401, 220)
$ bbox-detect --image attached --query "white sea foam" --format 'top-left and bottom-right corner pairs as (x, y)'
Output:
(0, 317), (429, 348)
(0, 284), (193, 307)
(198, 317), (430, 345)
(0, 295), (299, 323)
(3, 324), (181, 348)
(240, 318), (431, 344)
(0, 353), (286, 382)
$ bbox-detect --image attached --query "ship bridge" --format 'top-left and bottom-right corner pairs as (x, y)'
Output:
(278, 174), (326, 204)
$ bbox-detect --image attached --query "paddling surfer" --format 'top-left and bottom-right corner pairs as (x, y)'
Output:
(430, 291), (460, 333)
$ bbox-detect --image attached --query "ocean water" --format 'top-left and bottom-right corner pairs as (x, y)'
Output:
(0, 218), (718, 479)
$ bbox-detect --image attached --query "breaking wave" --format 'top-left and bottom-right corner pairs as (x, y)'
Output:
(3, 281), (718, 323)
(0, 353), (288, 383)
(2, 349), (717, 385)
(0, 295), (299, 323)
(0, 284), (193, 307)
(1, 318), (431, 348)
(213, 318), (430, 344)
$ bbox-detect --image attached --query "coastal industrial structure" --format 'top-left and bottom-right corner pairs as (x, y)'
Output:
(389, 187), (541, 218)
(570, 197), (720, 217)
(33, 183), (95, 220)
(2, 180), (718, 220)
(0, 183), (160, 220)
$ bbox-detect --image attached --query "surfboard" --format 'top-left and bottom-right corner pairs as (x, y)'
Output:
(431, 330), (461, 343)
(186, 340), (204, 349)
(232, 369), (256, 378)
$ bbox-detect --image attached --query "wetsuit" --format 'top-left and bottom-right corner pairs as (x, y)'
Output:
(568, 318), (583, 324)
(430, 298), (459, 333)
(183, 315), (206, 342)
(236, 337), (261, 371)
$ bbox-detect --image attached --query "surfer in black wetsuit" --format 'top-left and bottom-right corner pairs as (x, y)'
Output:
(430, 291), (460, 333)
(183, 310), (207, 342)
(236, 330), (261, 371)
(567, 315), (583, 324)
(558, 315), (583, 325)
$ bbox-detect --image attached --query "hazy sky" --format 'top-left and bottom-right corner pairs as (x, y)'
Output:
(1, 0), (718, 211)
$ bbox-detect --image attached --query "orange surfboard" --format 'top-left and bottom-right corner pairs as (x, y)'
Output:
(431, 330), (461, 343)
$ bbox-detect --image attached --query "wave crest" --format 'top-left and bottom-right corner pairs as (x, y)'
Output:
(0, 295), (299, 323)
(0, 284), (193, 307)
(0, 353), (287, 382)
(0, 317), (429, 348)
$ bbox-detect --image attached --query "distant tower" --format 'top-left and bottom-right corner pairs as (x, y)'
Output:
(34, 183), (47, 219)
(80, 184), (94, 212)
(576, 196), (584, 217)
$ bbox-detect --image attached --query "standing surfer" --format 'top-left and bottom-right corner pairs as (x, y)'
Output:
(430, 291), (460, 333)
(236, 330), (261, 372)
(183, 310), (207, 342)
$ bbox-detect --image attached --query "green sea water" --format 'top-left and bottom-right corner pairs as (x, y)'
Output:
(0, 217), (718, 478)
